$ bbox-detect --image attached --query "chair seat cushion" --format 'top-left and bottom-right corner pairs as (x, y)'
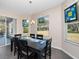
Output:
(22, 50), (32, 55)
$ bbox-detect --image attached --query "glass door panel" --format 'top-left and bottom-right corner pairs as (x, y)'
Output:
(6, 17), (16, 45)
(0, 16), (16, 46)
(0, 16), (5, 46)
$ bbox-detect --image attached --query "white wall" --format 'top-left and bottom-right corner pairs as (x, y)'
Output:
(30, 5), (63, 48)
(16, 18), (23, 34)
(62, 0), (79, 59)
(29, 16), (37, 34)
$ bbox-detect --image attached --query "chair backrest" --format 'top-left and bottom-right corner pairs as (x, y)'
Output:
(18, 40), (28, 52)
(14, 37), (19, 48)
(36, 34), (43, 40)
(14, 34), (21, 38)
(30, 34), (35, 38)
(46, 38), (52, 48)
(19, 40), (27, 47)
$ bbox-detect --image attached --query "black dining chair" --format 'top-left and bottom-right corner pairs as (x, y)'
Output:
(46, 38), (52, 59)
(14, 34), (22, 55)
(13, 37), (19, 56)
(15, 34), (22, 38)
(36, 34), (43, 40)
(30, 34), (35, 38)
(17, 39), (33, 59)
(39, 38), (52, 59)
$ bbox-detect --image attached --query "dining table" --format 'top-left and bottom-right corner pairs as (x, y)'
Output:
(11, 36), (52, 59)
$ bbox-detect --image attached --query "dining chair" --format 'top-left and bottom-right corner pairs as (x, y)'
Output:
(15, 34), (22, 38)
(36, 34), (43, 40)
(14, 34), (22, 55)
(30, 34), (35, 38)
(39, 38), (52, 59)
(46, 38), (52, 59)
(17, 39), (33, 59)
(13, 37), (19, 56)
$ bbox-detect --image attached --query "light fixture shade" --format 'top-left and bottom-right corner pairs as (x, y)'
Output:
(31, 20), (35, 24)
(29, 0), (32, 4)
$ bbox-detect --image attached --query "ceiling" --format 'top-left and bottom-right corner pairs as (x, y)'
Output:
(0, 0), (65, 16)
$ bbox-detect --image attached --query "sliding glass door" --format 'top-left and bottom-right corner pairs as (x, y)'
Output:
(0, 16), (5, 46)
(6, 17), (16, 45)
(0, 16), (16, 46)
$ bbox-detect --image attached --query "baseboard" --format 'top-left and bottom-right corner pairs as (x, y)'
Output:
(51, 46), (78, 59)
(0, 43), (10, 48)
(61, 48), (78, 59)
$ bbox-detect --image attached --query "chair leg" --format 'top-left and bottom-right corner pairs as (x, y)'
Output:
(49, 44), (51, 59)
(17, 52), (19, 59)
(25, 56), (27, 59)
(11, 40), (12, 52)
(14, 46), (17, 56)
(37, 54), (42, 59)
(14, 49), (16, 56)
(45, 49), (47, 59)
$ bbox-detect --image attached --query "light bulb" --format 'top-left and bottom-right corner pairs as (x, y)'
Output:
(29, 0), (32, 4)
